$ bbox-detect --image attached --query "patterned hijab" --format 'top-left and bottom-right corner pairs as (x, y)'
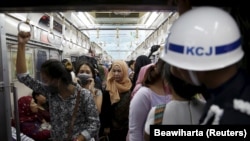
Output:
(18, 96), (40, 123)
(106, 60), (132, 104)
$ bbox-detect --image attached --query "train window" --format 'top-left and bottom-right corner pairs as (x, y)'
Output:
(39, 14), (63, 34)
(36, 49), (48, 80)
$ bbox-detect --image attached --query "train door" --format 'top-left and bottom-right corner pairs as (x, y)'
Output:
(35, 48), (49, 81)
(49, 49), (61, 60)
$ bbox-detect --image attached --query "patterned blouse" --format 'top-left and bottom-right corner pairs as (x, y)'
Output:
(17, 73), (100, 141)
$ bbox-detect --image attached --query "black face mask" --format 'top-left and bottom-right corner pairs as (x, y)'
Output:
(44, 85), (59, 94)
(49, 86), (59, 94)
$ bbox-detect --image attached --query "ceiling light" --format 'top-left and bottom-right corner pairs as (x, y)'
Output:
(113, 11), (131, 16)
(145, 12), (159, 28)
(77, 12), (91, 28)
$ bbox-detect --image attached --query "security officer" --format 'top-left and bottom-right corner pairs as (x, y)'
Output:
(160, 6), (250, 124)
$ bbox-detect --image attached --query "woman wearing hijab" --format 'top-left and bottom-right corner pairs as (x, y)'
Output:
(100, 60), (132, 141)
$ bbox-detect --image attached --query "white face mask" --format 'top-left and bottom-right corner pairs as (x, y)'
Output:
(188, 71), (201, 86)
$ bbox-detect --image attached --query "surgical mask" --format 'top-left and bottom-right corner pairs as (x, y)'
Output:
(77, 73), (91, 86)
(79, 73), (91, 77)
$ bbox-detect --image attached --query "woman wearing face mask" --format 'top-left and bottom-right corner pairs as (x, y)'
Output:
(75, 61), (103, 114)
(16, 31), (100, 141)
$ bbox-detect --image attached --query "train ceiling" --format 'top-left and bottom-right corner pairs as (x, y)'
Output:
(60, 11), (172, 60)
(1, 0), (245, 60)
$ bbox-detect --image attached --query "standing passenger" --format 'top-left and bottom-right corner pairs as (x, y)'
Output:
(61, 58), (77, 83)
(160, 6), (250, 124)
(127, 59), (135, 80)
(144, 64), (206, 141)
(102, 60), (132, 141)
(130, 55), (152, 99)
(75, 61), (103, 114)
(16, 31), (100, 141)
(128, 59), (171, 141)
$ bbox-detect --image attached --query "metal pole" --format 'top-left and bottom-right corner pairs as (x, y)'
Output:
(13, 86), (20, 141)
(0, 13), (12, 141)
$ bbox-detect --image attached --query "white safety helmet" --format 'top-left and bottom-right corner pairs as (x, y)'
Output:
(160, 6), (244, 71)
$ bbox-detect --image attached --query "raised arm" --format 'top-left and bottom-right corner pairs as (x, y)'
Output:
(16, 31), (31, 74)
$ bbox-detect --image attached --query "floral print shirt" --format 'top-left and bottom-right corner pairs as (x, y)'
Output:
(17, 73), (100, 141)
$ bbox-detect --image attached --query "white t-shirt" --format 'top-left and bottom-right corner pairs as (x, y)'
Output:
(144, 99), (206, 134)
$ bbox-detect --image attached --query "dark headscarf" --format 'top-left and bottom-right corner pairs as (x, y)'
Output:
(131, 55), (151, 91)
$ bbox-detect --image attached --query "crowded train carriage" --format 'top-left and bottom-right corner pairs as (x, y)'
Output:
(0, 0), (250, 141)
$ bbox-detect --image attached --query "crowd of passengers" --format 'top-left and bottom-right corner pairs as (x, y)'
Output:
(11, 4), (250, 141)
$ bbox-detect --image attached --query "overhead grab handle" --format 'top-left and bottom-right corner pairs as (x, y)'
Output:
(47, 13), (55, 42)
(61, 17), (67, 47)
(17, 18), (32, 33)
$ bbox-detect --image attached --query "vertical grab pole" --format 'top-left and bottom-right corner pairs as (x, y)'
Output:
(13, 85), (20, 141)
(0, 13), (12, 141)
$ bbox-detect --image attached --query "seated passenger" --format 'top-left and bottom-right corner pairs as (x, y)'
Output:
(18, 96), (51, 141)
(11, 126), (35, 141)
(32, 91), (50, 122)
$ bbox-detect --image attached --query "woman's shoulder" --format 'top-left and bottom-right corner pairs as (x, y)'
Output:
(134, 86), (152, 96)
(131, 87), (152, 102)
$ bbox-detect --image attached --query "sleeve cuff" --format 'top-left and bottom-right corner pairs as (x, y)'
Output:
(16, 72), (29, 79)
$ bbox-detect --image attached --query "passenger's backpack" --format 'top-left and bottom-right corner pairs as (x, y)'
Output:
(154, 104), (166, 125)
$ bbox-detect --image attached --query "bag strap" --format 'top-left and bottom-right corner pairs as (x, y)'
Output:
(67, 89), (81, 140)
(154, 104), (166, 125)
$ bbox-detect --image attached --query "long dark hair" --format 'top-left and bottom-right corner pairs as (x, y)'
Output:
(142, 58), (165, 86)
(40, 59), (72, 85)
(74, 61), (103, 90)
(131, 55), (151, 91)
(75, 61), (96, 77)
